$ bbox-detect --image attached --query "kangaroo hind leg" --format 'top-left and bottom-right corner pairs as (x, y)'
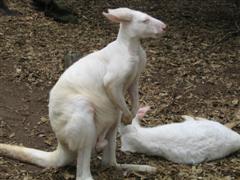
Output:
(61, 96), (96, 180)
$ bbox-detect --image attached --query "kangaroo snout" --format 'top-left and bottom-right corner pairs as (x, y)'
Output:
(159, 22), (167, 33)
(162, 24), (167, 31)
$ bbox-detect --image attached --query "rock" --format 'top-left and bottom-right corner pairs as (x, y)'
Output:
(32, 0), (79, 23)
(64, 51), (81, 70)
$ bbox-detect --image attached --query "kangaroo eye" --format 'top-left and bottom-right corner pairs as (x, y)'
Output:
(142, 18), (149, 23)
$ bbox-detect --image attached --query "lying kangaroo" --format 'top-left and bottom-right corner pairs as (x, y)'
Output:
(0, 8), (166, 180)
(120, 106), (240, 164)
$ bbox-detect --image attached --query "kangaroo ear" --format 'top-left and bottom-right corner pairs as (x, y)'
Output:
(103, 8), (132, 23)
(181, 115), (195, 121)
(137, 106), (150, 119)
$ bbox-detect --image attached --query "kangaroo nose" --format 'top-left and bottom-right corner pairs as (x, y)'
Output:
(162, 24), (167, 30)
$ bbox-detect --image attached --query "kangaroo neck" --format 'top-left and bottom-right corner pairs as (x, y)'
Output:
(116, 24), (141, 54)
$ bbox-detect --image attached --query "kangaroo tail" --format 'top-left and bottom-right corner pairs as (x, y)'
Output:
(0, 143), (73, 168)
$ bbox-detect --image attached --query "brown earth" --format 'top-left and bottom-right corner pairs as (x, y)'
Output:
(0, 0), (240, 179)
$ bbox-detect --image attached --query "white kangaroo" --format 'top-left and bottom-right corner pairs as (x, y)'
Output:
(0, 8), (166, 180)
(120, 106), (240, 164)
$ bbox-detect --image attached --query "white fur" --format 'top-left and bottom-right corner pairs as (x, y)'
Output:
(0, 8), (165, 180)
(120, 109), (240, 164)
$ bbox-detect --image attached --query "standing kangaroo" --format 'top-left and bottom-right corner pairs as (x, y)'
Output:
(0, 8), (166, 180)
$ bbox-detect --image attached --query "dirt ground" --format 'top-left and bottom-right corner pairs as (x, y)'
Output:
(0, 0), (240, 179)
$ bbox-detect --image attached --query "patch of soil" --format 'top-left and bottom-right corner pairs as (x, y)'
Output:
(0, 0), (240, 179)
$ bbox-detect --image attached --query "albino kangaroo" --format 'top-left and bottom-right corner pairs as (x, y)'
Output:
(0, 8), (166, 180)
(120, 106), (240, 164)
